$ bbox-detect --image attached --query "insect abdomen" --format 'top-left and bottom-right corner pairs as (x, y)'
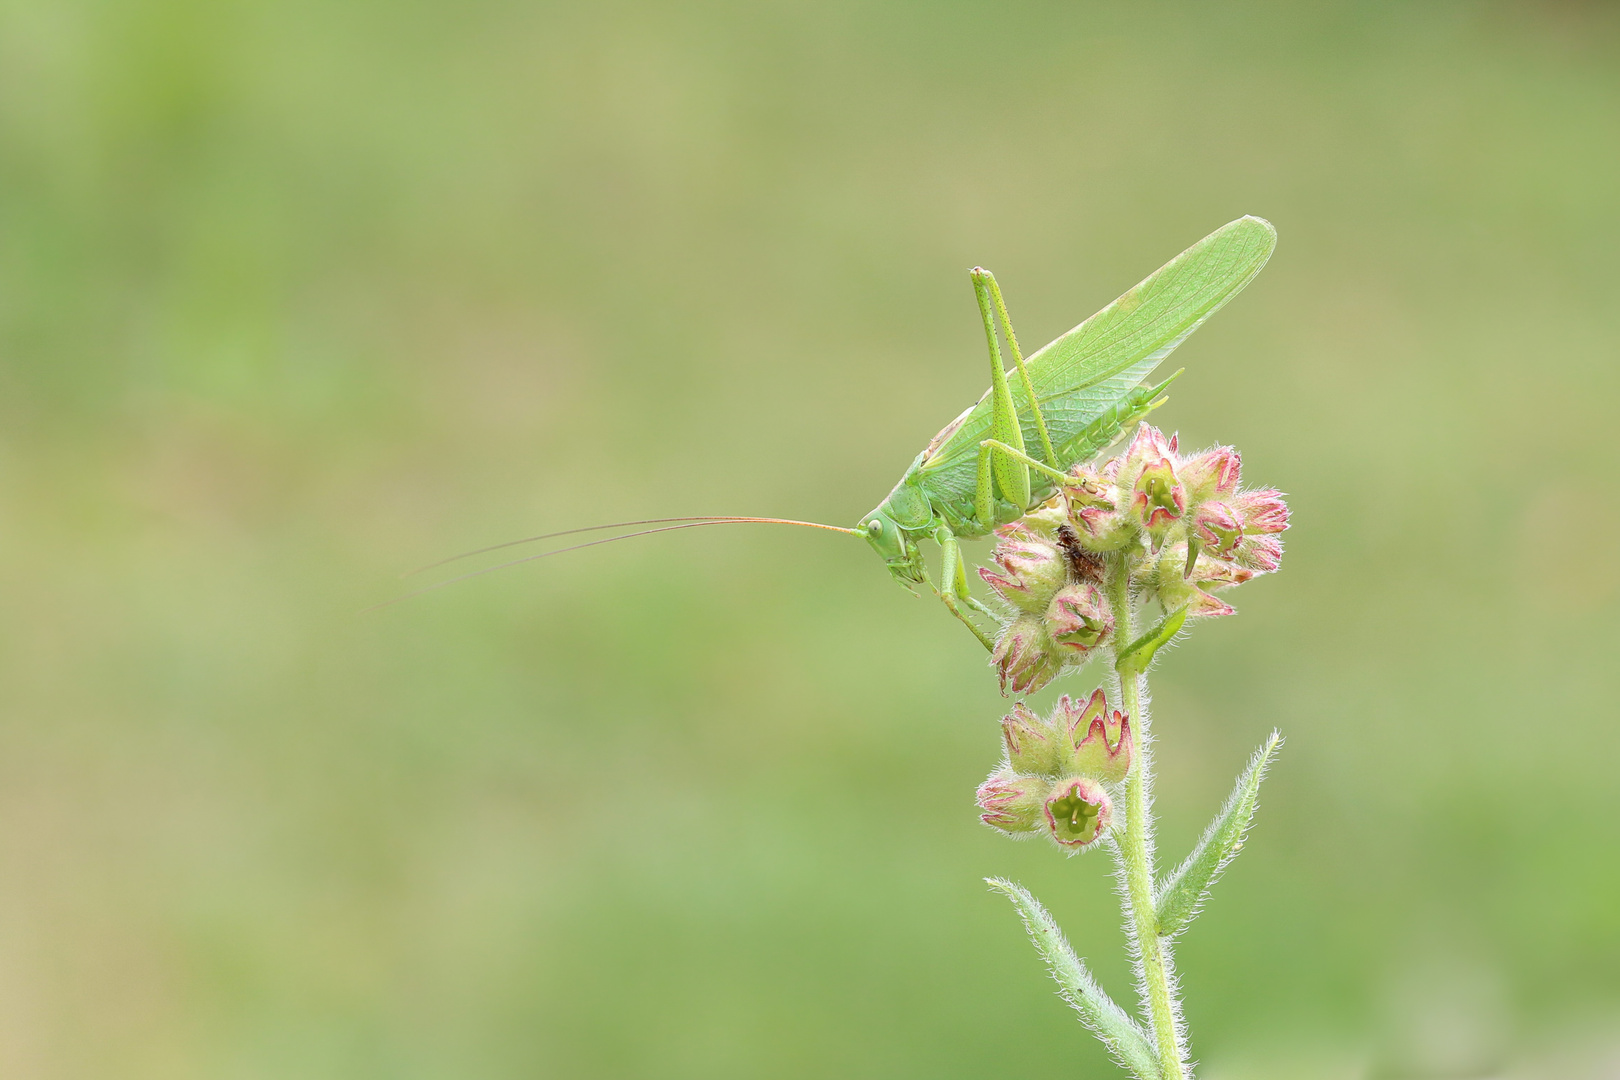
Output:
(1055, 384), (1162, 467)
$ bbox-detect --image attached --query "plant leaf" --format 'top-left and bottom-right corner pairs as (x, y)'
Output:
(1153, 732), (1281, 937)
(1114, 607), (1187, 678)
(987, 878), (1162, 1080)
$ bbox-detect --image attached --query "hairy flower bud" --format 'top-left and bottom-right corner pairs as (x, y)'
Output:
(979, 522), (1067, 615)
(1232, 533), (1283, 573)
(1146, 544), (1262, 618)
(1117, 425), (1186, 548)
(1191, 499), (1245, 559)
(1044, 776), (1113, 848)
(976, 770), (1051, 834)
(992, 583), (1115, 695)
(1054, 689), (1133, 784)
(1000, 703), (1060, 775)
(1179, 445), (1242, 503)
(1071, 503), (1138, 552)
(992, 614), (1064, 696)
(1048, 583), (1114, 652)
(1232, 489), (1289, 535)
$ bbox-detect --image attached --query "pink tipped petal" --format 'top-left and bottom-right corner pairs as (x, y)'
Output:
(1186, 589), (1238, 618)
(1235, 533), (1283, 573)
(1234, 489), (1290, 533)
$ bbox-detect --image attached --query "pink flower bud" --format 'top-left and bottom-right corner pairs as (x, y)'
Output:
(1232, 489), (1289, 534)
(1053, 689), (1133, 784)
(1141, 547), (1224, 618)
(1179, 445), (1242, 502)
(1043, 776), (1113, 848)
(979, 522), (1067, 615)
(991, 585), (1114, 695)
(1134, 461), (1184, 527)
(1191, 500), (1245, 559)
(1192, 557), (1256, 589)
(992, 614), (1065, 696)
(976, 770), (1051, 834)
(1048, 583), (1114, 654)
(1000, 703), (1059, 775)
(1119, 427), (1186, 546)
(1071, 503), (1138, 552)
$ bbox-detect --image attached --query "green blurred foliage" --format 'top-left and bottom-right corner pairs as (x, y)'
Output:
(2, 1), (1618, 1076)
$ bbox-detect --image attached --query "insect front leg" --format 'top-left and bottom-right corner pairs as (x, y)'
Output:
(934, 525), (996, 652)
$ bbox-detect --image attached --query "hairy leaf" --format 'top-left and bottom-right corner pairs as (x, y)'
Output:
(1114, 606), (1187, 678)
(987, 878), (1162, 1080)
(1154, 733), (1281, 937)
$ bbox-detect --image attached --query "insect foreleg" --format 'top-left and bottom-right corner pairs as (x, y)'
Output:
(978, 269), (1057, 467)
(934, 525), (996, 651)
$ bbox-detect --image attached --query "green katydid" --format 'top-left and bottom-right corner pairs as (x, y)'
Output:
(855, 215), (1276, 647)
(390, 217), (1276, 638)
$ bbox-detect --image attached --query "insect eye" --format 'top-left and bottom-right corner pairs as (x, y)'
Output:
(867, 520), (884, 536)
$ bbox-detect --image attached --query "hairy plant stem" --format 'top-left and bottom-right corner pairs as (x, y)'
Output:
(1106, 558), (1187, 1079)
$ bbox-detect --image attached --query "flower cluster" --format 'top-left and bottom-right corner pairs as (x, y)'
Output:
(978, 506), (1115, 694)
(975, 689), (1133, 850)
(979, 424), (1288, 693)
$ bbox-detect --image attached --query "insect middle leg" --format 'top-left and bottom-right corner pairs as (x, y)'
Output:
(934, 524), (997, 651)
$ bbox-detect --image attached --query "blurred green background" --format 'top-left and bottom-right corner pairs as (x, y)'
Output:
(3, 1), (1618, 1077)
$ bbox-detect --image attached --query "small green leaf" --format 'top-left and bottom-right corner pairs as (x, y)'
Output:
(987, 878), (1162, 1080)
(1114, 607), (1187, 678)
(1153, 732), (1281, 938)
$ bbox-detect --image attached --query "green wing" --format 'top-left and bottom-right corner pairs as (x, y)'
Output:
(917, 216), (1277, 497)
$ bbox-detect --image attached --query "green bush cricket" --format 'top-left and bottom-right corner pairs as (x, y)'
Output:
(392, 216), (1276, 638)
(857, 215), (1277, 647)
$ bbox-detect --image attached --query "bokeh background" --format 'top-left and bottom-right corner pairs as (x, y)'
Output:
(3, 2), (1618, 1077)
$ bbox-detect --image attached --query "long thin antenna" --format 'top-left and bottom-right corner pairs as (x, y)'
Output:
(368, 516), (862, 613)
(405, 516), (759, 577)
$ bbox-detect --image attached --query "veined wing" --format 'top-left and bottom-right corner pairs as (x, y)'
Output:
(918, 216), (1276, 494)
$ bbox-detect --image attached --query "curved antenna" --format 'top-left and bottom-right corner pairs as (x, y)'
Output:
(368, 516), (862, 612)
(406, 516), (765, 577)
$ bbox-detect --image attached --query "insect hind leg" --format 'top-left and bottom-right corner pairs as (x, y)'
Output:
(978, 269), (1057, 467)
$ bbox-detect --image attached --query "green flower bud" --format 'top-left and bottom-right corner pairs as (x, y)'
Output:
(1054, 689), (1134, 784)
(979, 522), (1067, 615)
(992, 613), (1066, 696)
(1000, 703), (1060, 775)
(976, 770), (1051, 835)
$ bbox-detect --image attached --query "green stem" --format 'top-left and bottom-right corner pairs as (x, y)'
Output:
(1106, 560), (1187, 1079)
